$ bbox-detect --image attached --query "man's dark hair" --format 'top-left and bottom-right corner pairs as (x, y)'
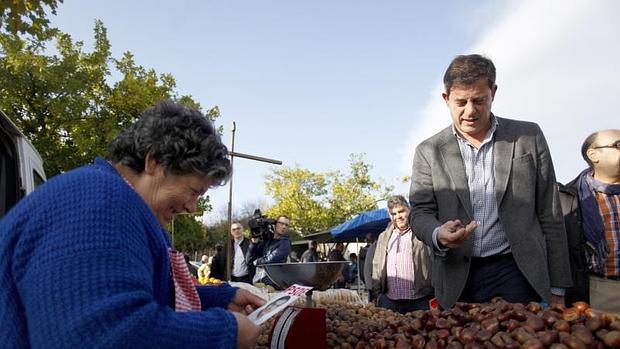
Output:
(443, 54), (496, 92)
(387, 195), (410, 210)
(108, 100), (231, 186)
(581, 131), (599, 168)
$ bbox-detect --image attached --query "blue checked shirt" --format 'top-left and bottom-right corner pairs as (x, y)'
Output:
(454, 117), (511, 257)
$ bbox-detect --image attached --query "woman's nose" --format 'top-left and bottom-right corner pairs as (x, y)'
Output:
(184, 200), (197, 213)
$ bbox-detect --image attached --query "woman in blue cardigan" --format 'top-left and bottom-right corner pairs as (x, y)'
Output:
(0, 101), (264, 348)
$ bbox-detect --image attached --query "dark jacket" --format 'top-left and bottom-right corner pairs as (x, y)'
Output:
(558, 179), (590, 305)
(231, 237), (254, 280)
(371, 223), (433, 299)
(209, 250), (226, 280)
(364, 242), (377, 296)
(300, 248), (320, 262)
(246, 235), (291, 266)
(246, 236), (291, 288)
(358, 244), (370, 284)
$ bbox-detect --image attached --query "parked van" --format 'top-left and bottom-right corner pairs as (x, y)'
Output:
(0, 110), (46, 218)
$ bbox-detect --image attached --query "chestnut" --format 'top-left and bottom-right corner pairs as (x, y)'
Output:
(602, 330), (620, 348)
(572, 302), (589, 313)
(522, 338), (544, 349)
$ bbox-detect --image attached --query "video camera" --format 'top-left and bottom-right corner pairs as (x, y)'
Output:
(248, 209), (277, 241)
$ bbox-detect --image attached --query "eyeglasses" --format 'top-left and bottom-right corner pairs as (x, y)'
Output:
(593, 140), (620, 150)
(231, 228), (241, 231)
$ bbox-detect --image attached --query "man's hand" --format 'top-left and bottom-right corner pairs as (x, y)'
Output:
(437, 220), (477, 249)
(233, 312), (261, 349)
(228, 289), (266, 315)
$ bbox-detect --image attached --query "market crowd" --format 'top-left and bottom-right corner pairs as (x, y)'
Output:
(0, 54), (617, 349)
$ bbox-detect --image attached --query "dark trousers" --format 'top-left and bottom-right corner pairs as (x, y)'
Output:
(459, 253), (540, 304)
(377, 294), (432, 314)
(231, 275), (251, 283)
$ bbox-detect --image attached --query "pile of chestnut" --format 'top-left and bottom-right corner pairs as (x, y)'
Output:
(253, 298), (620, 349)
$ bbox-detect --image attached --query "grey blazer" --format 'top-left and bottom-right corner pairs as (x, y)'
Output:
(409, 116), (571, 308)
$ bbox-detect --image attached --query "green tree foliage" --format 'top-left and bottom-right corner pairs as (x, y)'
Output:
(265, 166), (331, 234)
(0, 0), (62, 38)
(203, 207), (256, 252)
(0, 17), (221, 254)
(168, 197), (212, 252)
(265, 154), (393, 235)
(0, 21), (209, 176)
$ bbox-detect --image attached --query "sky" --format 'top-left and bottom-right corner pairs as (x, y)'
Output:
(49, 0), (619, 225)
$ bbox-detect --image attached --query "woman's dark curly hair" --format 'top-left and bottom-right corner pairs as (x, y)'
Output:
(108, 101), (232, 186)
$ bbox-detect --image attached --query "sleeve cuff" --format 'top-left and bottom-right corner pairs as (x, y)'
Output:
(432, 227), (449, 254)
(550, 287), (565, 296)
(196, 284), (238, 310)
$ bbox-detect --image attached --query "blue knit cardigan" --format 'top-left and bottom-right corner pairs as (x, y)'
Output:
(0, 158), (238, 348)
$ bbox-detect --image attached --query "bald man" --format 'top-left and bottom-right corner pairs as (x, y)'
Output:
(559, 129), (620, 313)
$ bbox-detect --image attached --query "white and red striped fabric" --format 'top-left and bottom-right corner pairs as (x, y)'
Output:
(114, 167), (202, 312)
(169, 249), (202, 312)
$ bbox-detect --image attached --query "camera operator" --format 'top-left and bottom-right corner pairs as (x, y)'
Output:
(245, 212), (292, 288)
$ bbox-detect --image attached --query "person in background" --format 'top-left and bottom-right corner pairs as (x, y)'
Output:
(197, 255), (211, 284)
(246, 216), (292, 288)
(209, 244), (225, 280)
(328, 242), (349, 289)
(358, 233), (374, 287)
(410, 54), (571, 309)
(328, 242), (345, 261)
(0, 101), (263, 349)
(348, 253), (359, 286)
(372, 195), (433, 313)
(288, 251), (300, 263)
(230, 222), (253, 283)
(558, 129), (620, 313)
(183, 253), (197, 278)
(364, 233), (378, 302)
(301, 240), (321, 262)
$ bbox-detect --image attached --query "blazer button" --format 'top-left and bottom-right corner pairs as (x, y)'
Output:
(463, 256), (470, 263)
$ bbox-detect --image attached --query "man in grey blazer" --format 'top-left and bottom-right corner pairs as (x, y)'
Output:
(409, 54), (571, 309)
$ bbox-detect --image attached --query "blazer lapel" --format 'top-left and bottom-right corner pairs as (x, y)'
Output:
(440, 135), (474, 219)
(493, 121), (514, 206)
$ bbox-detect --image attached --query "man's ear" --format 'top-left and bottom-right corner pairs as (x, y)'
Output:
(442, 90), (450, 104)
(491, 84), (498, 100)
(587, 148), (599, 165)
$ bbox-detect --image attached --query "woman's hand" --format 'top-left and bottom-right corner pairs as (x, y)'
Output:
(233, 312), (261, 349)
(228, 288), (265, 315)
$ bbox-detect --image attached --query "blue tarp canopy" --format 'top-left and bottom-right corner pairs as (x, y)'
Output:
(330, 208), (390, 241)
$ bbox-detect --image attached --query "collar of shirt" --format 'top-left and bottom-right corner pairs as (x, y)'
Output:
(452, 114), (499, 148)
(389, 228), (413, 250)
(586, 171), (620, 194)
(392, 227), (412, 236)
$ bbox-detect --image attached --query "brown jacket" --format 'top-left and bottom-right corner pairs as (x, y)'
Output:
(371, 223), (433, 298)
